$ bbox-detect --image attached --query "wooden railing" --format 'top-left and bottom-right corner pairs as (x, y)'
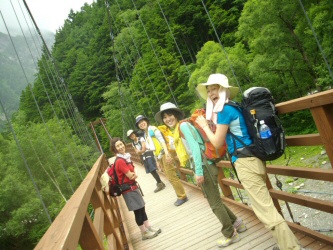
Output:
(35, 154), (131, 250)
(35, 89), (333, 249)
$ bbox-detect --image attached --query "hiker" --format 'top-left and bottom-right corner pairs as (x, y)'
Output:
(195, 73), (302, 250)
(155, 102), (246, 247)
(135, 115), (188, 206)
(127, 129), (165, 193)
(110, 137), (161, 240)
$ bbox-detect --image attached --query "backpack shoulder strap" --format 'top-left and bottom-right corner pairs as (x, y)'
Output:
(113, 157), (120, 184)
(225, 101), (242, 111)
(113, 157), (128, 185)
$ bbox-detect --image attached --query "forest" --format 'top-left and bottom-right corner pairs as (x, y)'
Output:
(0, 0), (332, 248)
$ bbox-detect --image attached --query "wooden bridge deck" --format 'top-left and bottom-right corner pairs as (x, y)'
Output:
(118, 163), (333, 250)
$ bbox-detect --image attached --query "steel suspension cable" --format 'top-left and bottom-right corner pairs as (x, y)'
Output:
(14, 0), (85, 178)
(157, 0), (191, 77)
(28, 139), (68, 202)
(105, 2), (152, 120)
(105, 0), (139, 136)
(106, 1), (161, 108)
(22, 0), (99, 153)
(157, 0), (205, 105)
(297, 0), (333, 80)
(2, 8), (74, 193)
(126, 0), (179, 106)
(0, 87), (52, 223)
(200, 0), (242, 94)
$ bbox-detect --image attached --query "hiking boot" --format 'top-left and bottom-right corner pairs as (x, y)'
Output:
(154, 182), (166, 193)
(233, 218), (247, 233)
(148, 226), (161, 235)
(217, 229), (240, 247)
(174, 197), (188, 206)
(142, 230), (158, 240)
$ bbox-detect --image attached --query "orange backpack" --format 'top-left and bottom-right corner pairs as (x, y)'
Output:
(180, 108), (227, 162)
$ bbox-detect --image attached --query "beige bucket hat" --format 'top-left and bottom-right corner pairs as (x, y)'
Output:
(196, 73), (239, 100)
(154, 102), (184, 124)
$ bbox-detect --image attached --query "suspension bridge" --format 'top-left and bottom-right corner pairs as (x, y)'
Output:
(1, 1), (333, 249)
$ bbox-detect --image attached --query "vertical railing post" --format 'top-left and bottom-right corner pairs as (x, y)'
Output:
(310, 104), (333, 166)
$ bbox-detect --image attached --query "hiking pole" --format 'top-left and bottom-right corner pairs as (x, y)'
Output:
(136, 182), (144, 196)
(274, 175), (299, 225)
(229, 169), (245, 204)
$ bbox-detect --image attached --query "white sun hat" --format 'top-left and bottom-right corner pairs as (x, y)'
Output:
(154, 102), (184, 124)
(196, 73), (239, 100)
(126, 129), (135, 137)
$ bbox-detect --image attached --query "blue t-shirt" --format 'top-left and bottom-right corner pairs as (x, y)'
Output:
(217, 105), (252, 162)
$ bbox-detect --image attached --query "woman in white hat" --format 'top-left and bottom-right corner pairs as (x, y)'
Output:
(155, 102), (246, 246)
(127, 127), (166, 193)
(136, 114), (188, 206)
(195, 73), (302, 249)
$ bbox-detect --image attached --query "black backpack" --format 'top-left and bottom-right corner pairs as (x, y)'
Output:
(227, 87), (285, 161)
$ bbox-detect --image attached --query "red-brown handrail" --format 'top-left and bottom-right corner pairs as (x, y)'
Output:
(35, 154), (131, 250)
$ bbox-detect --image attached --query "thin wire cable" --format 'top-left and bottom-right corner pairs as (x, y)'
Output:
(28, 139), (67, 202)
(126, 0), (179, 105)
(157, 0), (205, 105)
(2, 7), (74, 193)
(157, 0), (191, 77)
(107, 0), (162, 106)
(22, 0), (99, 154)
(13, 0), (85, 178)
(16, 1), (86, 176)
(22, 0), (97, 152)
(0, 89), (52, 223)
(106, 4), (151, 118)
(297, 0), (333, 80)
(200, 0), (242, 94)
(106, 1), (161, 113)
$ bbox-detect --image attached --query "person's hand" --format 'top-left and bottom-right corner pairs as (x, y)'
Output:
(165, 152), (173, 164)
(196, 115), (208, 129)
(130, 172), (137, 180)
(196, 175), (205, 185)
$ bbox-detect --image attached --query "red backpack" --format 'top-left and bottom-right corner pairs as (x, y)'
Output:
(181, 108), (227, 162)
(107, 158), (124, 197)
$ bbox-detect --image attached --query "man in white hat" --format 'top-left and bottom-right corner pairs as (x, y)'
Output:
(196, 73), (302, 249)
(127, 128), (165, 193)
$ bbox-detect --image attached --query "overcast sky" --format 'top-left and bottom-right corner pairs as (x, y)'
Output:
(0, 0), (94, 34)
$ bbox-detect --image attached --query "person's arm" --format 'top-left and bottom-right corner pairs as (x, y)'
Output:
(196, 116), (228, 148)
(153, 127), (173, 163)
(118, 160), (137, 180)
(180, 123), (203, 176)
(135, 137), (147, 155)
(125, 170), (138, 180)
(153, 128), (168, 152)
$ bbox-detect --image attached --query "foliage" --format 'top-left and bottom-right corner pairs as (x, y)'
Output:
(2, 0), (333, 247)
(0, 114), (97, 248)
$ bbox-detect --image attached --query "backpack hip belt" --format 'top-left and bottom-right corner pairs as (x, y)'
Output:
(121, 182), (138, 194)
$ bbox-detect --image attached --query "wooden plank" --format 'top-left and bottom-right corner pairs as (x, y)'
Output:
(34, 154), (104, 250)
(270, 189), (333, 214)
(286, 134), (322, 146)
(275, 89), (333, 114)
(79, 213), (104, 250)
(311, 105), (333, 166)
(266, 166), (333, 181)
(118, 163), (333, 249)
